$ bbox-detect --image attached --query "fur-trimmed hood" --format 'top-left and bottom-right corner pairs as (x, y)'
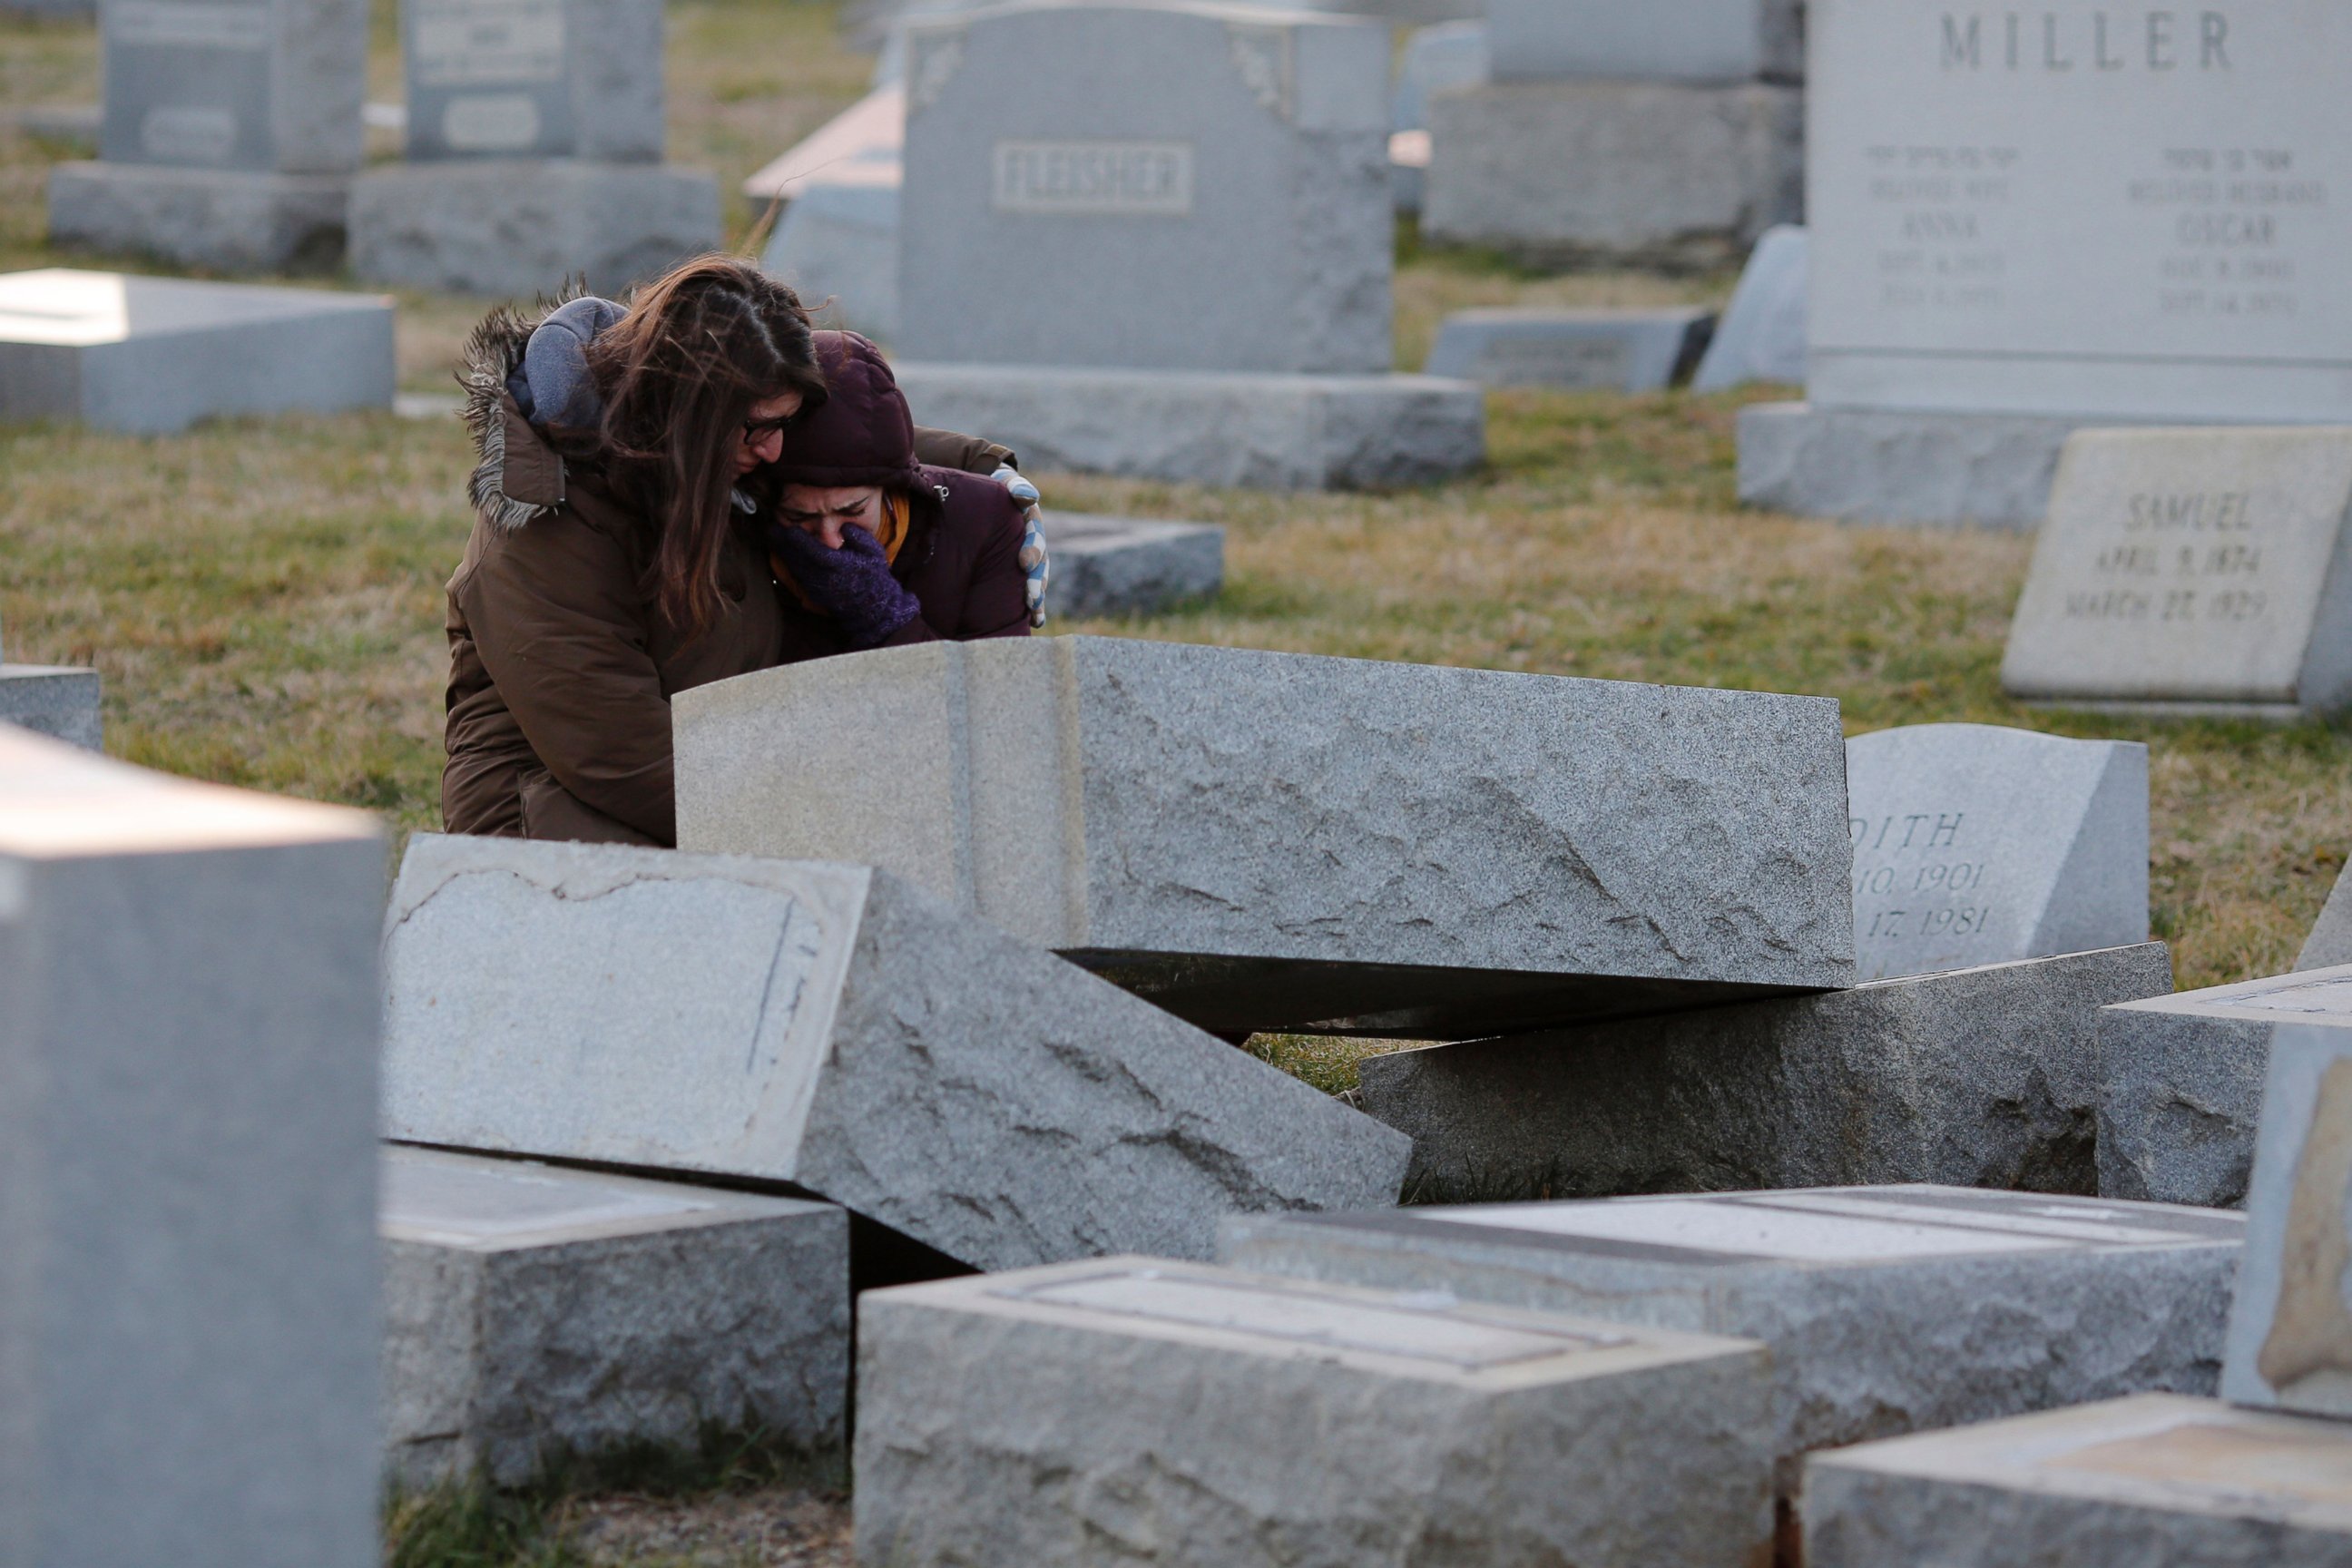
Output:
(458, 289), (584, 534)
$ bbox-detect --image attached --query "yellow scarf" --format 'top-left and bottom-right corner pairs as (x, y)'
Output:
(772, 490), (908, 616)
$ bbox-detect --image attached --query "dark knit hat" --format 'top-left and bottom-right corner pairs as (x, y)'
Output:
(765, 330), (920, 489)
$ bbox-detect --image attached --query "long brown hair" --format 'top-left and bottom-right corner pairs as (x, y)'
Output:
(583, 256), (826, 635)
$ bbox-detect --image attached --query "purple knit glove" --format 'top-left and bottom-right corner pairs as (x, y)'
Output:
(770, 523), (921, 649)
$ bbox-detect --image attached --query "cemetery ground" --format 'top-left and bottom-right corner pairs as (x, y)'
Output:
(6, 3), (2352, 1563)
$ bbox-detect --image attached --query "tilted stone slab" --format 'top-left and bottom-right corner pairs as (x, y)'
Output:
(382, 1147), (848, 1488)
(2297, 862), (2352, 970)
(856, 1257), (1775, 1568)
(2097, 965), (2352, 1210)
(0, 727), (384, 1568)
(1846, 722), (2148, 982)
(673, 637), (1855, 1039)
(1692, 222), (1806, 391)
(0, 668), (102, 750)
(1423, 307), (1715, 392)
(1804, 1395), (2352, 1568)
(1047, 513), (1224, 621)
(379, 834), (1408, 1273)
(2222, 1020), (2352, 1418)
(1361, 945), (2173, 1200)
(1221, 1185), (2242, 1500)
(1736, 402), (2097, 530)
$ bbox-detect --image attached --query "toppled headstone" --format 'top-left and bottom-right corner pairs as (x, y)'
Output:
(751, 85), (906, 338)
(1047, 513), (1223, 619)
(0, 269), (394, 433)
(887, 1), (1482, 488)
(382, 1147), (848, 1487)
(857, 1257), (1776, 1568)
(1692, 222), (1806, 390)
(1803, 1394), (2352, 1567)
(1743, 0), (2352, 527)
(2299, 863), (2352, 970)
(1423, 307), (1715, 392)
(2222, 1020), (2352, 1417)
(0, 727), (384, 1568)
(1846, 723), (2148, 982)
(47, 0), (366, 270)
(379, 834), (1407, 1273)
(1362, 945), (2174, 1200)
(2003, 428), (2352, 716)
(0, 619), (102, 750)
(349, 0), (719, 294)
(673, 637), (1854, 1039)
(1486, 0), (1803, 83)
(2097, 967), (2352, 1210)
(1222, 1186), (2243, 1498)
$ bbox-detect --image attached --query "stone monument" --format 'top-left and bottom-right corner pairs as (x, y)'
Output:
(2002, 427), (2352, 715)
(48, 0), (368, 271)
(751, 85), (906, 339)
(1693, 222), (1808, 390)
(0, 614), (102, 751)
(673, 638), (1856, 1039)
(349, 0), (720, 296)
(1846, 723), (2148, 982)
(2300, 862), (2352, 970)
(1743, 0), (2352, 527)
(0, 727), (383, 1568)
(0, 269), (394, 433)
(1047, 513), (1224, 619)
(886, 0), (1483, 488)
(1422, 0), (1803, 270)
(1422, 307), (1716, 392)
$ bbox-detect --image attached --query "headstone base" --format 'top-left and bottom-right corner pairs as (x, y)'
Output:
(1424, 308), (1714, 392)
(1804, 1395), (2352, 1568)
(893, 364), (1485, 490)
(1738, 401), (2137, 528)
(47, 162), (350, 274)
(1425, 80), (1801, 270)
(349, 161), (721, 298)
(0, 664), (102, 750)
(1048, 514), (1223, 621)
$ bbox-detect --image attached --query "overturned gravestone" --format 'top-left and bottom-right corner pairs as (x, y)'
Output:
(1048, 514), (1223, 619)
(0, 616), (102, 750)
(1694, 222), (1806, 391)
(2098, 965), (2352, 1210)
(1222, 1186), (2243, 1500)
(1423, 307), (1714, 392)
(1846, 723), (2148, 983)
(48, 0), (366, 270)
(379, 834), (1408, 1273)
(2003, 428), (2352, 717)
(1362, 945), (2173, 1200)
(2222, 1020), (2352, 1417)
(0, 269), (394, 433)
(382, 1147), (849, 1488)
(349, 0), (720, 294)
(1803, 1392), (2352, 1567)
(1, 727), (384, 1568)
(673, 637), (1854, 1039)
(857, 1257), (1775, 1568)
(2300, 865), (2352, 970)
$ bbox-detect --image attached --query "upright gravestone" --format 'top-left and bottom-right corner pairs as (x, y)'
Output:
(1742, 0), (2352, 527)
(886, 0), (1483, 488)
(47, 0), (368, 271)
(2001, 427), (2352, 715)
(1422, 0), (1803, 269)
(348, 0), (720, 295)
(1846, 723), (2148, 982)
(0, 727), (383, 1568)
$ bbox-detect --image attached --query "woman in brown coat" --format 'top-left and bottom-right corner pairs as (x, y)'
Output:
(441, 257), (1015, 847)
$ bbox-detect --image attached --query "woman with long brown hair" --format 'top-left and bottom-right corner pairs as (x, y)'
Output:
(440, 255), (1016, 847)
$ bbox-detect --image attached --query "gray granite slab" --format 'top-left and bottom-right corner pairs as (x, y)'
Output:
(2221, 1020), (2352, 1417)
(0, 669), (103, 751)
(1804, 1395), (2352, 1568)
(401, 0), (663, 162)
(0, 269), (394, 432)
(2004, 427), (2352, 715)
(1046, 513), (1223, 620)
(1486, 0), (1802, 83)
(896, 1), (1393, 376)
(1735, 402), (2099, 529)
(45, 162), (354, 274)
(2097, 967), (2352, 1210)
(1847, 723), (2148, 982)
(856, 1256), (1775, 1568)
(378, 834), (1407, 1273)
(0, 726), (385, 1568)
(673, 637), (1854, 1039)
(2298, 864), (2352, 970)
(1422, 307), (1714, 392)
(1363, 945), (2175, 1200)
(1222, 1185), (2242, 1500)
(1692, 222), (1806, 391)
(759, 176), (901, 341)
(381, 1147), (848, 1487)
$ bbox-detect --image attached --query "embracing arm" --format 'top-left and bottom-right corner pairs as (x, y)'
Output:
(453, 515), (681, 845)
(912, 426), (1015, 475)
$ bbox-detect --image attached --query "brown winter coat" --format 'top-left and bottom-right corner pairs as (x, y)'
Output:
(440, 304), (1013, 848)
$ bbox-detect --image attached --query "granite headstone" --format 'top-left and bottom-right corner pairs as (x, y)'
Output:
(2298, 863), (2352, 970)
(0, 615), (103, 752)
(1422, 307), (1715, 392)
(1693, 222), (1808, 390)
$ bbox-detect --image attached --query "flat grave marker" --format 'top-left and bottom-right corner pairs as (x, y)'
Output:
(1422, 307), (1714, 392)
(1046, 513), (1223, 620)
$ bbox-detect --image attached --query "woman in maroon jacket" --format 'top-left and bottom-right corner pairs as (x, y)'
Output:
(760, 330), (1038, 658)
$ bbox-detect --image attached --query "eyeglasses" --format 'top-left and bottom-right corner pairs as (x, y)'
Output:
(741, 411), (799, 444)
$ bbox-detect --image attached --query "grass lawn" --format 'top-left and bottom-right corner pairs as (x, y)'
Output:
(5, 2), (2352, 1557)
